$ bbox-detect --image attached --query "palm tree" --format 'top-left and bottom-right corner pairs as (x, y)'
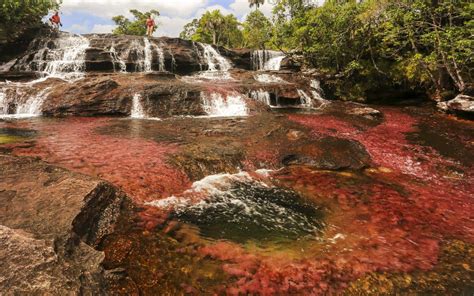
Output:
(249, 0), (265, 9)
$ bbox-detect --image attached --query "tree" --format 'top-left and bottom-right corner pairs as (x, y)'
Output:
(242, 10), (273, 49)
(179, 18), (199, 40)
(249, 0), (265, 9)
(112, 9), (160, 36)
(0, 0), (61, 43)
(180, 10), (243, 48)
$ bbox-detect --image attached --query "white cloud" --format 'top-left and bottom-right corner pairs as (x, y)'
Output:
(68, 23), (89, 34)
(91, 24), (116, 33)
(61, 0), (210, 18)
(155, 16), (191, 38)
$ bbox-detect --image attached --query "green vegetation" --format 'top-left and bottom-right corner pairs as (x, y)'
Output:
(181, 0), (472, 100)
(112, 9), (160, 36)
(0, 0), (60, 43)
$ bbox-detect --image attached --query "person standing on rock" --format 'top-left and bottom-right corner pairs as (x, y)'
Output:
(49, 11), (62, 30)
(146, 15), (155, 37)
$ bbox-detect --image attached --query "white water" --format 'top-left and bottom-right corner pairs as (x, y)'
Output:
(30, 34), (90, 80)
(310, 79), (330, 107)
(143, 38), (153, 72)
(201, 92), (248, 117)
(252, 50), (285, 71)
(254, 74), (287, 84)
(131, 93), (145, 118)
(0, 87), (51, 118)
(250, 89), (271, 106)
(146, 171), (270, 209)
(297, 89), (314, 108)
(200, 43), (232, 72)
(110, 45), (127, 72)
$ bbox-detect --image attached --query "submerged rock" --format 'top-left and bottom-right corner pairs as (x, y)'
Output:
(0, 154), (130, 293)
(281, 136), (372, 170)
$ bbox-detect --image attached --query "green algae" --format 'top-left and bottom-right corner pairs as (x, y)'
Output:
(0, 134), (25, 144)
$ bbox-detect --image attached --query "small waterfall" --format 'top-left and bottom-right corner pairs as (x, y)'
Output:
(252, 50), (285, 71)
(131, 93), (145, 118)
(199, 43), (232, 72)
(254, 74), (287, 84)
(143, 38), (153, 72)
(201, 92), (248, 117)
(0, 88), (51, 118)
(297, 89), (314, 108)
(250, 89), (271, 106)
(110, 45), (127, 72)
(310, 79), (329, 107)
(18, 34), (90, 80)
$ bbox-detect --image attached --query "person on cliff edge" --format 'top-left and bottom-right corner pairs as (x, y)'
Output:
(49, 11), (62, 30)
(146, 15), (155, 37)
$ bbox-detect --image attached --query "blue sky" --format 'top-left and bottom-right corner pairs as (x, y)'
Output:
(55, 0), (278, 37)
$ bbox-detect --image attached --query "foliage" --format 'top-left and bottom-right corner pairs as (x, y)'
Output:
(0, 0), (60, 42)
(181, 10), (243, 48)
(112, 9), (160, 36)
(242, 10), (273, 49)
(271, 0), (473, 99)
(249, 0), (265, 9)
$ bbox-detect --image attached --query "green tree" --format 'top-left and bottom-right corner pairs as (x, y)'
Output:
(249, 0), (265, 9)
(242, 10), (273, 49)
(0, 0), (60, 43)
(180, 10), (243, 48)
(112, 9), (160, 36)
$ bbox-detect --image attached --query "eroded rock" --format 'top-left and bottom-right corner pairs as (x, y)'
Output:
(437, 94), (474, 118)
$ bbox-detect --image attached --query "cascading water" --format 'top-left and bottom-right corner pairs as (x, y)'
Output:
(17, 33), (90, 80)
(309, 79), (329, 108)
(110, 44), (127, 73)
(0, 87), (51, 118)
(252, 50), (285, 71)
(297, 89), (314, 108)
(192, 43), (233, 80)
(201, 92), (248, 117)
(143, 38), (153, 72)
(131, 93), (146, 118)
(254, 74), (287, 84)
(250, 89), (271, 106)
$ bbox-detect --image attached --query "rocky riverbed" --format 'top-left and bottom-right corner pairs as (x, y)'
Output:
(0, 31), (473, 294)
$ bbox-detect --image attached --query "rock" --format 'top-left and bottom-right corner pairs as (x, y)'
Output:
(281, 136), (372, 170)
(348, 107), (383, 120)
(0, 154), (130, 293)
(437, 94), (474, 118)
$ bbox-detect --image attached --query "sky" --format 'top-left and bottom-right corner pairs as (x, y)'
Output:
(55, 0), (283, 37)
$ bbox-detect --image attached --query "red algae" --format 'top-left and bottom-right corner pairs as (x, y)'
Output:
(9, 117), (190, 203)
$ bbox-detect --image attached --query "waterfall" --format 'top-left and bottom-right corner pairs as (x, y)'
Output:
(0, 88), (51, 118)
(297, 89), (314, 108)
(254, 74), (287, 84)
(143, 38), (153, 72)
(131, 93), (145, 118)
(18, 34), (90, 80)
(199, 43), (232, 72)
(110, 45), (127, 72)
(250, 90), (271, 106)
(310, 79), (329, 107)
(252, 50), (285, 71)
(201, 92), (248, 117)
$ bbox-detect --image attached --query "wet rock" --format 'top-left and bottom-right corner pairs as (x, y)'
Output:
(437, 94), (474, 118)
(348, 106), (383, 120)
(281, 136), (371, 170)
(0, 154), (130, 293)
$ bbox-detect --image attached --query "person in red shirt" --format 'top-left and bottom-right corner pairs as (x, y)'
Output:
(146, 15), (155, 37)
(49, 11), (62, 30)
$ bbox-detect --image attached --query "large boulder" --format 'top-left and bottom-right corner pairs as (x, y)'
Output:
(0, 154), (130, 294)
(437, 94), (474, 118)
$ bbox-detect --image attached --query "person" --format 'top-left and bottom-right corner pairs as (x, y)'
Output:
(49, 11), (62, 30)
(146, 15), (155, 37)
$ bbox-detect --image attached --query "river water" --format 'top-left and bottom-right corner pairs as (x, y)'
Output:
(1, 104), (473, 294)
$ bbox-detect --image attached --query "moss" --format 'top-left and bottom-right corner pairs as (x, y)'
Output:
(0, 134), (25, 144)
(345, 240), (474, 295)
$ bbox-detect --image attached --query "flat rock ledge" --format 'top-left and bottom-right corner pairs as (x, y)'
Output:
(0, 154), (130, 294)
